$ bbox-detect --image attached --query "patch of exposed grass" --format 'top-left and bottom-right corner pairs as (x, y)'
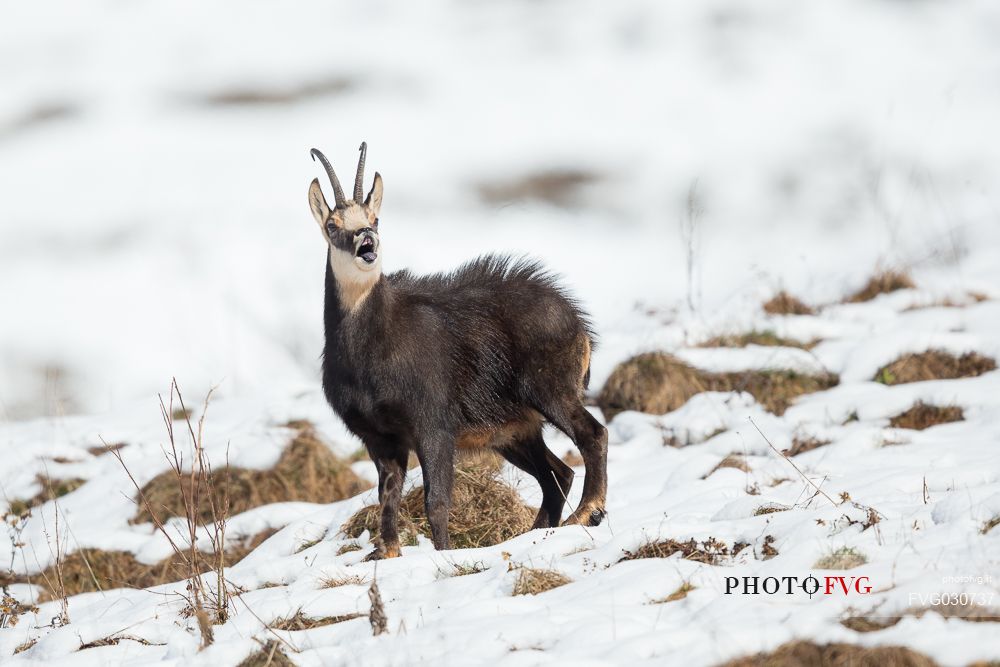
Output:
(597, 352), (838, 420)
(335, 542), (362, 556)
(621, 538), (729, 565)
(762, 291), (815, 316)
(13, 638), (37, 654)
(341, 465), (535, 550)
(784, 434), (831, 457)
(133, 424), (371, 524)
(5, 529), (276, 599)
(478, 169), (600, 208)
(6, 475), (86, 516)
(200, 77), (353, 107)
(719, 640), (938, 667)
(87, 442), (126, 457)
(982, 515), (1000, 534)
(814, 546), (867, 570)
(705, 454), (750, 477)
(269, 610), (363, 631)
(846, 269), (916, 303)
(511, 568), (572, 596)
(753, 504), (789, 516)
(238, 641), (296, 667)
(700, 330), (814, 350)
(79, 635), (155, 650)
(320, 573), (367, 588)
(651, 582), (695, 604)
(889, 402), (963, 430)
(874, 349), (996, 385)
(448, 561), (488, 577)
(843, 603), (1000, 633)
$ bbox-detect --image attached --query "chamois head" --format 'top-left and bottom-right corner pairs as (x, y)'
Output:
(308, 143), (384, 293)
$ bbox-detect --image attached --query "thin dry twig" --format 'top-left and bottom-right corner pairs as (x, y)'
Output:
(748, 417), (838, 508)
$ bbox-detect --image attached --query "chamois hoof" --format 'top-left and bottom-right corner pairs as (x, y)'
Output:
(562, 506), (606, 527)
(362, 545), (401, 561)
(588, 508), (607, 526)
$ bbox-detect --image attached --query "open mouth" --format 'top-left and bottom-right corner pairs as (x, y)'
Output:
(356, 236), (377, 264)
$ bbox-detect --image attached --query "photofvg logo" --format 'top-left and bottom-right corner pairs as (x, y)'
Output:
(725, 575), (871, 598)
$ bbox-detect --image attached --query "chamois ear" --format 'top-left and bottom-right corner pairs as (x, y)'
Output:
(308, 178), (331, 229)
(365, 172), (383, 218)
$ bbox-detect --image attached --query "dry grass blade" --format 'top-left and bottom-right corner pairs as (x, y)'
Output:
(269, 610), (363, 631)
(511, 568), (572, 596)
(749, 416), (838, 508)
(368, 579), (387, 636)
(651, 582), (694, 604)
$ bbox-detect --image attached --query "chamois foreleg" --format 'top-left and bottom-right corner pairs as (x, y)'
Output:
(365, 449), (408, 560)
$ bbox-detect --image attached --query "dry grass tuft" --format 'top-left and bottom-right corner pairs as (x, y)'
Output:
(238, 641), (296, 667)
(874, 349), (996, 385)
(621, 537), (729, 565)
(982, 515), (1000, 534)
(341, 465), (535, 550)
(784, 435), (831, 457)
(87, 442), (126, 457)
(7, 529), (275, 599)
(511, 568), (572, 596)
(753, 504), (789, 516)
(706, 454), (750, 477)
(320, 573), (367, 588)
(814, 546), (867, 570)
(700, 330), (814, 350)
(269, 610), (363, 631)
(134, 424), (371, 524)
(844, 602), (1000, 633)
(889, 402), (963, 430)
(13, 638), (38, 654)
(335, 542), (362, 556)
(847, 270), (916, 303)
(597, 352), (838, 420)
(762, 291), (815, 316)
(201, 77), (352, 107)
(651, 582), (695, 604)
(478, 169), (600, 208)
(447, 561), (488, 577)
(719, 640), (938, 667)
(7, 475), (86, 516)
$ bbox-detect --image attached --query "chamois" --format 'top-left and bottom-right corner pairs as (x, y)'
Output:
(307, 143), (607, 559)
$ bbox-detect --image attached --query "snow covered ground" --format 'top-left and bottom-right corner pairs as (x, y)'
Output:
(2, 0), (1000, 664)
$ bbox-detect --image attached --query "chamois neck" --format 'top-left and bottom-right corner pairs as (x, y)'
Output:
(324, 250), (382, 333)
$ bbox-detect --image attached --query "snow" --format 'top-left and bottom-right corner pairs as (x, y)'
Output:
(3, 0), (1000, 664)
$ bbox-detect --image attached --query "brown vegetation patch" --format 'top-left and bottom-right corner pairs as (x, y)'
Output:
(706, 454), (750, 477)
(874, 349), (996, 385)
(814, 547), (866, 570)
(7, 475), (86, 516)
(133, 424), (371, 524)
(5, 529), (275, 599)
(511, 568), (572, 596)
(270, 610), (363, 631)
(621, 538), (729, 565)
(847, 270), (916, 303)
(597, 352), (838, 420)
(889, 402), (963, 430)
(341, 465), (535, 550)
(79, 635), (155, 650)
(335, 543), (362, 556)
(784, 435), (831, 457)
(87, 442), (126, 457)
(982, 516), (1000, 534)
(651, 582), (695, 604)
(320, 573), (367, 588)
(719, 640), (938, 667)
(700, 330), (814, 350)
(753, 504), (789, 516)
(238, 641), (296, 667)
(478, 169), (600, 208)
(762, 291), (815, 316)
(201, 77), (353, 107)
(844, 602), (1000, 633)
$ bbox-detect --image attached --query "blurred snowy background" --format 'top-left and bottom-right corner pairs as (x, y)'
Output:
(3, 0), (999, 419)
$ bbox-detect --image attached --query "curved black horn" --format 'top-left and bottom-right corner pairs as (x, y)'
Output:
(310, 148), (346, 207)
(354, 141), (367, 203)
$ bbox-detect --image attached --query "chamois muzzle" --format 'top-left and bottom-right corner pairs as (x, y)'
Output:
(356, 228), (378, 264)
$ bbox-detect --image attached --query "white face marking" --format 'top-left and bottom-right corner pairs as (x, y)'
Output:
(326, 203), (382, 311)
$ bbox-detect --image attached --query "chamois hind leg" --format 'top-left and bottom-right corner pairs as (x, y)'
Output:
(497, 429), (574, 529)
(365, 448), (409, 560)
(416, 432), (455, 550)
(541, 402), (608, 527)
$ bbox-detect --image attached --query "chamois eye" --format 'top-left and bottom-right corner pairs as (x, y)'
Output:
(326, 221), (336, 234)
